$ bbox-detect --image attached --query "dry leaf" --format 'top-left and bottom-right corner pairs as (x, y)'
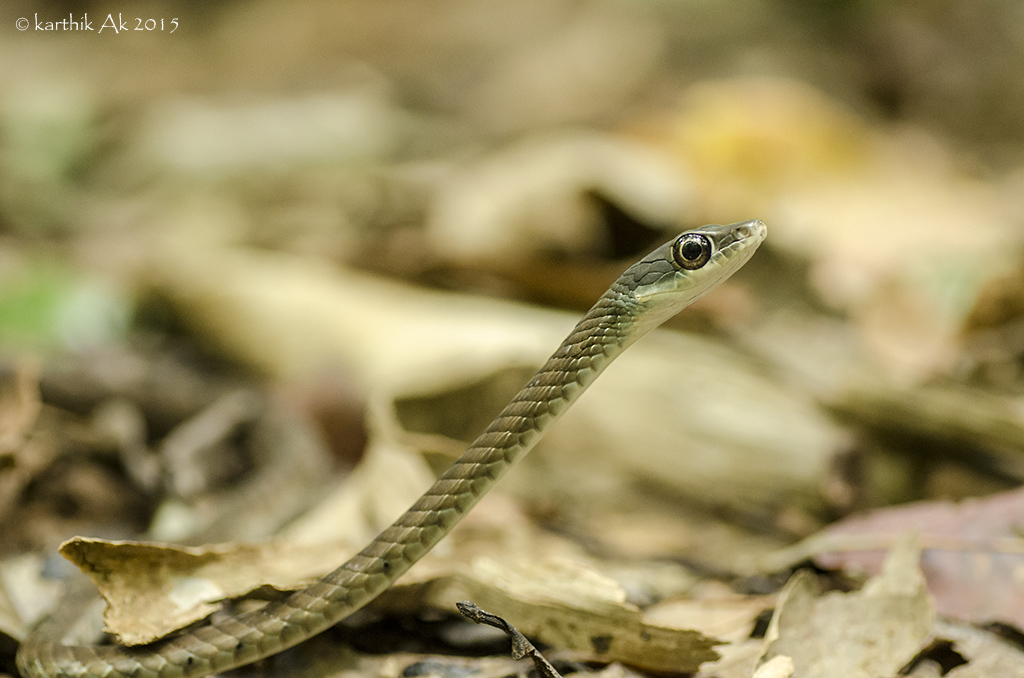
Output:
(54, 437), (437, 644)
(648, 77), (872, 221)
(58, 537), (353, 645)
(428, 131), (691, 261)
(145, 243), (565, 389)
(0, 363), (45, 524)
(761, 535), (934, 678)
(401, 555), (722, 674)
(536, 329), (843, 518)
(58, 498), (719, 672)
(829, 380), (1024, 482)
(753, 656), (794, 678)
(765, 487), (1024, 627)
(57, 529), (722, 672)
(0, 362), (41, 451)
(0, 555), (58, 642)
(656, 587), (776, 678)
(934, 620), (1024, 677)
(140, 90), (404, 175)
(644, 591), (772, 642)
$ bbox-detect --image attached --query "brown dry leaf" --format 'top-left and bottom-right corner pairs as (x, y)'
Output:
(0, 363), (40, 449)
(58, 506), (722, 672)
(55, 437), (434, 644)
(534, 329), (843, 519)
(384, 494), (721, 672)
(257, 637), (641, 678)
(427, 131), (692, 261)
(145, 242), (566, 389)
(753, 656), (795, 678)
(959, 260), (1024, 388)
(828, 379), (1024, 483)
(269, 642), (528, 678)
(397, 555), (722, 674)
(760, 535), (934, 678)
(653, 587), (775, 678)
(0, 575), (21, 641)
(139, 89), (405, 176)
(765, 487), (1024, 627)
(0, 555), (53, 642)
(0, 363), (44, 523)
(386, 328), (844, 523)
(282, 439), (436, 547)
(696, 640), (770, 678)
(58, 537), (351, 645)
(54, 452), (720, 673)
(467, 3), (664, 134)
(648, 77), (872, 222)
(933, 620), (1024, 677)
(47, 439), (563, 645)
(589, 503), (793, 575)
(644, 588), (772, 642)
(149, 392), (338, 545)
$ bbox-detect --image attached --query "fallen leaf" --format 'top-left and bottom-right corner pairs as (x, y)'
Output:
(764, 487), (1024, 627)
(427, 131), (692, 261)
(761, 535), (934, 678)
(402, 555), (723, 674)
(58, 537), (349, 645)
(753, 655), (794, 678)
(935, 619), (1024, 677)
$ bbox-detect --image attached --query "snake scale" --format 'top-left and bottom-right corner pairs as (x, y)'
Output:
(18, 220), (766, 678)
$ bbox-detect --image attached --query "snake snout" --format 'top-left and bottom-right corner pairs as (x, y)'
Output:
(734, 219), (766, 242)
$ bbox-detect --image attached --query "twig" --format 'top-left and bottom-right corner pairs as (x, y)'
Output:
(456, 601), (562, 678)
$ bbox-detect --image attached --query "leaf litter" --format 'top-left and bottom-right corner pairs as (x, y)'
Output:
(6, 2), (1024, 677)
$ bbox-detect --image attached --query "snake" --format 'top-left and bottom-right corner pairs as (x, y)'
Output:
(18, 219), (766, 678)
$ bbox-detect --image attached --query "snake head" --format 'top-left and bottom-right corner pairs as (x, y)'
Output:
(630, 220), (766, 304)
(616, 220), (766, 343)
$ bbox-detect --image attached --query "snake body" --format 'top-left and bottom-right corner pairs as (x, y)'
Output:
(18, 220), (766, 678)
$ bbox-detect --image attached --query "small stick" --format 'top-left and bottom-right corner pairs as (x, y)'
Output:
(456, 601), (563, 678)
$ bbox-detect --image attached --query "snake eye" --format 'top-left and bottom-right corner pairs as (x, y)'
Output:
(672, 233), (711, 270)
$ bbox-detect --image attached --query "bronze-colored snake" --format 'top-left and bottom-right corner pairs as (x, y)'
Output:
(18, 220), (766, 678)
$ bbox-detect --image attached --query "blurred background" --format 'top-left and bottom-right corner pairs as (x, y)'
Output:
(3, 1), (1024, 675)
